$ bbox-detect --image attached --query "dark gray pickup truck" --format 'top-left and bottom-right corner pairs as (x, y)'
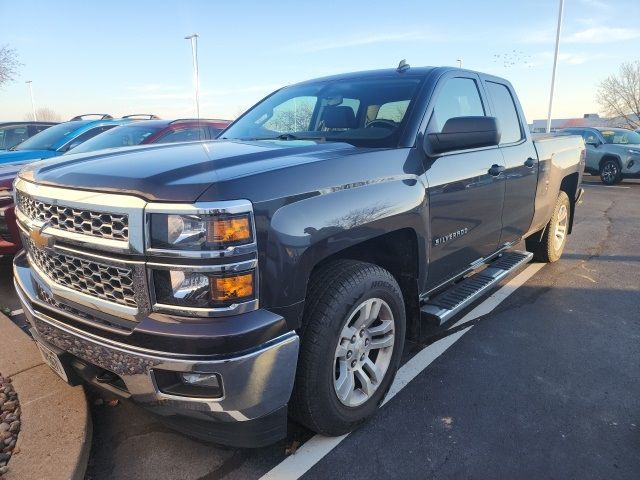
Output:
(12, 64), (585, 447)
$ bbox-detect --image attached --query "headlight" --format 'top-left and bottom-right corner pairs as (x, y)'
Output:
(150, 213), (253, 250)
(153, 269), (256, 309)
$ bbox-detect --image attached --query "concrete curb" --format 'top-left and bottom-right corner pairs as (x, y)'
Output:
(0, 313), (92, 480)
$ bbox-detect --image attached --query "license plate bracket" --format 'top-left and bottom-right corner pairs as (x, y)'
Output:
(36, 341), (70, 384)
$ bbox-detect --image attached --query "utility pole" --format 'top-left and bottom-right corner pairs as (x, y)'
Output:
(546, 0), (565, 133)
(25, 80), (37, 121)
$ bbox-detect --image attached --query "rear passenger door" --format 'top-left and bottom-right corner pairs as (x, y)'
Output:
(484, 80), (538, 244)
(424, 74), (506, 288)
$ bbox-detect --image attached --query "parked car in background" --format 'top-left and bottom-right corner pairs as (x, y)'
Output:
(0, 163), (22, 255)
(0, 114), (149, 166)
(69, 118), (231, 155)
(0, 118), (230, 256)
(560, 127), (640, 184)
(0, 122), (57, 150)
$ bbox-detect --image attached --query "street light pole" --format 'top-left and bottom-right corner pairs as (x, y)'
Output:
(457, 59), (463, 68)
(184, 34), (200, 121)
(546, 0), (565, 133)
(25, 80), (37, 121)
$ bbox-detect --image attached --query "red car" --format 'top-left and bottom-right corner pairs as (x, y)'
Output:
(0, 118), (231, 256)
(68, 118), (231, 155)
(0, 164), (22, 255)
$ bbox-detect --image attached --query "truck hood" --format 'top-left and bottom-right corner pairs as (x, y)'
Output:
(0, 149), (58, 165)
(19, 140), (356, 202)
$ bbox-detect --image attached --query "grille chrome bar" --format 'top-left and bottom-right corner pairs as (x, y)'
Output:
(14, 178), (146, 254)
(17, 191), (129, 241)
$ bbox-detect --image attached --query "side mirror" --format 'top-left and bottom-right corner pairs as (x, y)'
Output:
(427, 116), (501, 154)
(585, 139), (600, 147)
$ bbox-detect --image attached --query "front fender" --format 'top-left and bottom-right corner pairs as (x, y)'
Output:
(263, 176), (427, 322)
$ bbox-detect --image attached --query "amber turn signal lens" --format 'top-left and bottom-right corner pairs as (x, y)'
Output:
(206, 215), (252, 245)
(210, 272), (254, 303)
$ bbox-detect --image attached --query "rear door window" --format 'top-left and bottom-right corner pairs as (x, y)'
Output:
(486, 82), (523, 144)
(1, 126), (29, 149)
(155, 127), (208, 143)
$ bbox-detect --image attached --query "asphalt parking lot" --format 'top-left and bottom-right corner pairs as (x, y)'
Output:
(2, 176), (639, 480)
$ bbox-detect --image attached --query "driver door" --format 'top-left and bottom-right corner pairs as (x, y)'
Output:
(423, 74), (506, 289)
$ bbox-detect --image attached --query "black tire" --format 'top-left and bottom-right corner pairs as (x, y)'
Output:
(599, 158), (622, 185)
(290, 260), (406, 436)
(525, 191), (570, 263)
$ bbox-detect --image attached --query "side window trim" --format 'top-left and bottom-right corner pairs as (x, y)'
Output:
(420, 73), (500, 156)
(423, 72), (489, 136)
(484, 80), (525, 146)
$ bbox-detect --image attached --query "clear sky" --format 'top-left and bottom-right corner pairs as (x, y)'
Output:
(0, 0), (637, 123)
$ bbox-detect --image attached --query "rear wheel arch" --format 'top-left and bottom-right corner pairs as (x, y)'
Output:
(559, 172), (579, 234)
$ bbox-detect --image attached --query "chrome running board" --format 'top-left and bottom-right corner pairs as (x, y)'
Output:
(420, 250), (534, 326)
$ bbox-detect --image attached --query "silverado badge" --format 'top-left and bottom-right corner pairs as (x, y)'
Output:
(433, 227), (469, 246)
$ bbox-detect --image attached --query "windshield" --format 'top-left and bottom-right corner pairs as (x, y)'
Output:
(71, 124), (163, 154)
(14, 122), (86, 151)
(221, 77), (423, 148)
(599, 129), (640, 145)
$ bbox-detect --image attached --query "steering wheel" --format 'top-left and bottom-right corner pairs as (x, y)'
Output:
(365, 119), (397, 130)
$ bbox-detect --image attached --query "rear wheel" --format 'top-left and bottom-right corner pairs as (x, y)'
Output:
(525, 191), (570, 263)
(599, 158), (622, 185)
(290, 260), (406, 436)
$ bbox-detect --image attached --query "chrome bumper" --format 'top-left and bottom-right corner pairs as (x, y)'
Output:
(14, 253), (300, 422)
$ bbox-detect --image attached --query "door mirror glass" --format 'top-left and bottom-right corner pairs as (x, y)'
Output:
(427, 116), (501, 154)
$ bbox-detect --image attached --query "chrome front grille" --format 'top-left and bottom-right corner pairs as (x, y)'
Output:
(25, 239), (136, 307)
(17, 192), (129, 241)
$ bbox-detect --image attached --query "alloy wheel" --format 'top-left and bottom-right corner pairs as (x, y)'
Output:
(333, 298), (395, 407)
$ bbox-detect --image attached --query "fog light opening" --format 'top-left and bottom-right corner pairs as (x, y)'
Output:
(180, 372), (221, 388)
(154, 369), (224, 399)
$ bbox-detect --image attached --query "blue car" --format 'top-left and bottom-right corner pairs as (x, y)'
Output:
(0, 114), (146, 165)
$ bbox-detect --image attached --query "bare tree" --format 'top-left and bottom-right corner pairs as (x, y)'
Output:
(596, 61), (640, 129)
(265, 103), (313, 132)
(0, 45), (21, 87)
(24, 108), (62, 122)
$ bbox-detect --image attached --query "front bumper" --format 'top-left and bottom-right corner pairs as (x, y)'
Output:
(622, 155), (640, 176)
(14, 252), (300, 447)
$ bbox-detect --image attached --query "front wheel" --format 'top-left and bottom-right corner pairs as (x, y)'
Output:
(290, 260), (406, 436)
(525, 191), (570, 263)
(600, 158), (622, 185)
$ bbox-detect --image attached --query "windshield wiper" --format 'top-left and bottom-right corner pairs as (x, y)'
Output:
(246, 133), (327, 142)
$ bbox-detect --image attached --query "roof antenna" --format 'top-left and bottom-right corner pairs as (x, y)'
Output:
(397, 59), (410, 73)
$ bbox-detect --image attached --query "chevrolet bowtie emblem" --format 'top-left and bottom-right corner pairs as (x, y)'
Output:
(30, 223), (54, 248)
